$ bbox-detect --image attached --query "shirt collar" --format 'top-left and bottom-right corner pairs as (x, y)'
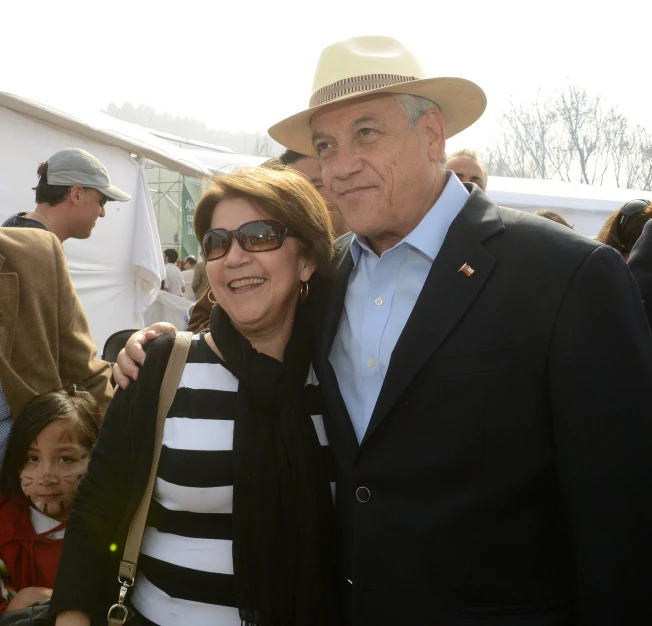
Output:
(349, 172), (469, 266)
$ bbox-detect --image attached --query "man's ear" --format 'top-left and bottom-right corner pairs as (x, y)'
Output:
(68, 185), (85, 205)
(422, 108), (446, 164)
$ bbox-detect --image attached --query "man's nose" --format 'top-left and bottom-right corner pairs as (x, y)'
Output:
(331, 143), (364, 180)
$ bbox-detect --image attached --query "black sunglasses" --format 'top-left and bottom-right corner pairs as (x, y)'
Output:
(619, 199), (650, 228)
(203, 219), (300, 261)
(83, 187), (109, 208)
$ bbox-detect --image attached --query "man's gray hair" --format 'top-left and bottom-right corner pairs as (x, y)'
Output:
(394, 94), (444, 163)
(393, 94), (439, 130)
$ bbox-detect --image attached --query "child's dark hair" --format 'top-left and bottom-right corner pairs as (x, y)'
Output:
(0, 385), (101, 497)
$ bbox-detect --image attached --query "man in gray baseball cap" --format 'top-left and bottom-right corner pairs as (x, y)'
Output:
(2, 148), (131, 242)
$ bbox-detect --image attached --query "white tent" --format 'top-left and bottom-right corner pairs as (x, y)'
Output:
(486, 176), (651, 236)
(172, 148), (267, 174)
(0, 91), (209, 353)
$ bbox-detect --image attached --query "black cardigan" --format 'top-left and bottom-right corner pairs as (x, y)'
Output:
(49, 333), (177, 620)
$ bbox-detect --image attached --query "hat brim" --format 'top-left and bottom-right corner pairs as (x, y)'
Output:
(98, 185), (131, 202)
(268, 77), (487, 156)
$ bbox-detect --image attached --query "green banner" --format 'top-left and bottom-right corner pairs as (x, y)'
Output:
(181, 177), (202, 259)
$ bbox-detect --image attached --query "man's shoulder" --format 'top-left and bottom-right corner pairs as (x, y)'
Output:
(1, 213), (48, 231)
(497, 205), (599, 252)
(463, 191), (601, 260)
(0, 226), (60, 254)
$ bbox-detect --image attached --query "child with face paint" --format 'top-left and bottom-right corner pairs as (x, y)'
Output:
(0, 386), (99, 612)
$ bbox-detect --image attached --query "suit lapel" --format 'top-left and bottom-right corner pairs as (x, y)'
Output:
(361, 189), (505, 446)
(313, 233), (360, 455)
(0, 251), (18, 365)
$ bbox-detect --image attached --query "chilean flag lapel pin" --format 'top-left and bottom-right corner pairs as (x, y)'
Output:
(458, 263), (475, 277)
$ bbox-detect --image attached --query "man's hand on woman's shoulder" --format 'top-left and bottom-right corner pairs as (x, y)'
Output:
(112, 322), (178, 390)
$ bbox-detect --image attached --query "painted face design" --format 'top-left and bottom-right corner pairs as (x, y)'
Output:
(19, 420), (91, 523)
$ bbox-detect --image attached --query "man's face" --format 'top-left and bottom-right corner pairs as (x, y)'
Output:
(311, 94), (444, 245)
(290, 156), (348, 237)
(69, 187), (107, 239)
(446, 156), (486, 191)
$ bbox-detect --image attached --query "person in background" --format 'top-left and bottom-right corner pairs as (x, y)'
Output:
(51, 166), (339, 626)
(596, 199), (652, 260)
(0, 228), (111, 474)
(191, 253), (209, 302)
(161, 249), (184, 296)
(277, 149), (349, 237)
(181, 255), (197, 301)
(0, 386), (99, 612)
(628, 219), (652, 328)
(534, 209), (573, 228)
(2, 148), (131, 242)
(445, 148), (488, 191)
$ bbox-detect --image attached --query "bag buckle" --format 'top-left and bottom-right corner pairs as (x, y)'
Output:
(107, 577), (133, 624)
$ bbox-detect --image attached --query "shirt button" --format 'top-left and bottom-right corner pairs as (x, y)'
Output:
(375, 297), (383, 306)
(367, 358), (375, 368)
(356, 486), (371, 502)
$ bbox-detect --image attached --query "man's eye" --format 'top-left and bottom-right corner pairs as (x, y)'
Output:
(359, 128), (375, 137)
(315, 142), (333, 155)
(59, 456), (74, 463)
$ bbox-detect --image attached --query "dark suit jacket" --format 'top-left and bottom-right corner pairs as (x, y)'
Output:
(312, 187), (652, 626)
(628, 219), (652, 327)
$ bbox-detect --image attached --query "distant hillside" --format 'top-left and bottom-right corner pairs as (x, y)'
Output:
(103, 101), (282, 157)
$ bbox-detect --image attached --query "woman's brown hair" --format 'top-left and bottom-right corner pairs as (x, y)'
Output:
(534, 209), (573, 229)
(194, 167), (334, 276)
(596, 200), (652, 256)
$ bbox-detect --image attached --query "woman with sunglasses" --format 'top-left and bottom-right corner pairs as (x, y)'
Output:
(51, 167), (339, 626)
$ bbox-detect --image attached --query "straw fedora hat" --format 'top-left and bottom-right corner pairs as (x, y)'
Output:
(268, 36), (487, 156)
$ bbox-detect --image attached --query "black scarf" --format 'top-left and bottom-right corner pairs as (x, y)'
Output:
(210, 303), (340, 626)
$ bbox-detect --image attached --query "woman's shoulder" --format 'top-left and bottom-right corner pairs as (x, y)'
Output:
(178, 333), (239, 394)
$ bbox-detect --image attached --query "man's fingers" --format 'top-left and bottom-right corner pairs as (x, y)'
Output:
(112, 324), (179, 390)
(125, 331), (148, 365)
(147, 322), (177, 336)
(112, 361), (132, 390)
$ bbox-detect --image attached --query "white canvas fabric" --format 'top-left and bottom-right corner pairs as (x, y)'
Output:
(0, 106), (165, 351)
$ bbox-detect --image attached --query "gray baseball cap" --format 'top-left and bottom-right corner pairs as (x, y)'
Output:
(46, 148), (131, 202)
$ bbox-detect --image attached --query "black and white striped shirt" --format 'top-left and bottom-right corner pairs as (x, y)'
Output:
(131, 333), (334, 626)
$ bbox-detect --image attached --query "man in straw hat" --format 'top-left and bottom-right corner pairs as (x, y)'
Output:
(269, 36), (652, 626)
(113, 36), (652, 626)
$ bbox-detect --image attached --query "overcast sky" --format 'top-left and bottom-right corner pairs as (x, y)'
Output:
(3, 0), (651, 155)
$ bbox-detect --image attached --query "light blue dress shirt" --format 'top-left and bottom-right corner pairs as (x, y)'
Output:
(329, 173), (470, 443)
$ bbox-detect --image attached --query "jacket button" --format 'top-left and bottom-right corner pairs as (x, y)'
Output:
(356, 486), (371, 503)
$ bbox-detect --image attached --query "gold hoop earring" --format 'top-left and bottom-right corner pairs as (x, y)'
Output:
(299, 281), (309, 301)
(207, 289), (217, 305)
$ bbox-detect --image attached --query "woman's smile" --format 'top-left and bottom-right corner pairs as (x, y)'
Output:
(228, 277), (267, 292)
